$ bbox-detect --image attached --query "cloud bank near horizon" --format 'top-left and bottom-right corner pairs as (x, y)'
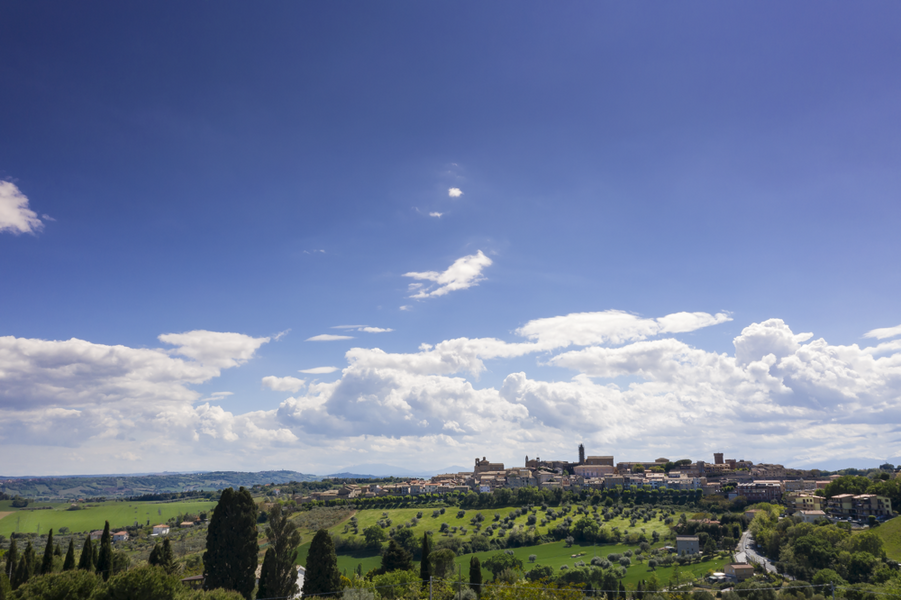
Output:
(2, 310), (900, 474)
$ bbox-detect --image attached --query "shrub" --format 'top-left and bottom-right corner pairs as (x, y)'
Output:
(529, 555), (537, 563)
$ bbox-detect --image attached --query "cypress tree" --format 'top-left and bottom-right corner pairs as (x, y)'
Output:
(257, 504), (301, 599)
(302, 529), (340, 597)
(203, 487), (259, 600)
(149, 539), (176, 574)
(63, 539), (76, 571)
(54, 543), (62, 557)
(40, 529), (54, 575)
(380, 540), (413, 574)
(419, 532), (431, 586)
(4, 539), (16, 581)
(92, 542), (98, 569)
(11, 541), (34, 589)
(95, 522), (112, 581)
(257, 548), (278, 599)
(77, 537), (93, 571)
(619, 581), (626, 599)
(469, 556), (482, 596)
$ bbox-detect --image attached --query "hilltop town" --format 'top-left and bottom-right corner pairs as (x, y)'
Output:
(298, 445), (895, 524)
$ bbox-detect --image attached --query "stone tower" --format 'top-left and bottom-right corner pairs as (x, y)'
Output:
(579, 443), (585, 465)
(714, 452), (724, 465)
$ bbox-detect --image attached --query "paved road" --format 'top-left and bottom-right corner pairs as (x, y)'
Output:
(736, 530), (783, 576)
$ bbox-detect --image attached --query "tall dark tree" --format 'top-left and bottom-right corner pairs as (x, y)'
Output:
(77, 537), (93, 571)
(257, 504), (302, 599)
(379, 540), (413, 574)
(63, 539), (76, 571)
(257, 548), (278, 599)
(302, 529), (340, 597)
(149, 538), (176, 575)
(54, 543), (62, 557)
(203, 487), (259, 600)
(4, 539), (16, 581)
(11, 541), (35, 589)
(95, 522), (112, 581)
(40, 529), (55, 575)
(469, 556), (482, 596)
(419, 533), (431, 586)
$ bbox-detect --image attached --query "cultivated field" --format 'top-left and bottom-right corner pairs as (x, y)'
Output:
(293, 504), (698, 588)
(0, 499), (218, 536)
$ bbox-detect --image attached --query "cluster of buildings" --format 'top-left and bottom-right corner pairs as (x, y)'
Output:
(295, 446), (895, 524)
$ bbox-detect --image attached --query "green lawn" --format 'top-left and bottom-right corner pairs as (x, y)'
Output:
(0, 500), (218, 536)
(867, 516), (901, 561)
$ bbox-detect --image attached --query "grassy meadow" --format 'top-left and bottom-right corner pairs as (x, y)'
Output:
(869, 516), (901, 561)
(0, 499), (218, 536)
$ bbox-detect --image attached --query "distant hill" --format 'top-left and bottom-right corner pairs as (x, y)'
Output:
(0, 470), (321, 499)
(329, 463), (471, 479)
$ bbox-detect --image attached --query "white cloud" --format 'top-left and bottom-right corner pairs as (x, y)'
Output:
(448, 188), (463, 198)
(332, 325), (367, 330)
(516, 310), (732, 348)
(299, 366), (339, 374)
(0, 331), (280, 452)
(360, 327), (393, 333)
(864, 324), (901, 340)
(0, 181), (44, 235)
(403, 251), (492, 299)
(262, 376), (306, 393)
(430, 212), (443, 218)
(399, 305), (411, 311)
(273, 329), (291, 341)
(306, 334), (354, 342)
(159, 330), (270, 369)
(5, 309), (901, 474)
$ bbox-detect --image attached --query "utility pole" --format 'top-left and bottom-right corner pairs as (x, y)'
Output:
(831, 583), (835, 600)
(429, 576), (433, 600)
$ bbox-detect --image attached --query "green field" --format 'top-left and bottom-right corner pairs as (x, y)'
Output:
(868, 516), (901, 561)
(293, 505), (706, 589)
(321, 505), (672, 546)
(0, 499), (218, 536)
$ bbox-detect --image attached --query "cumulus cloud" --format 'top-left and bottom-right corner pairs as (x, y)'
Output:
(0, 181), (44, 235)
(299, 366), (339, 374)
(159, 331), (270, 368)
(448, 188), (463, 197)
(0, 331), (287, 453)
(306, 334), (354, 342)
(517, 310), (732, 348)
(404, 251), (493, 299)
(430, 212), (443, 218)
(5, 309), (901, 474)
(262, 376), (306, 393)
(865, 324), (901, 340)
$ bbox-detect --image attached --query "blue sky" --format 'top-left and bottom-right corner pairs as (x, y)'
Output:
(2, 2), (900, 476)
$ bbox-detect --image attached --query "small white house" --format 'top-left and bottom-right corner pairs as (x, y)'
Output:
(113, 531), (129, 542)
(152, 524), (170, 536)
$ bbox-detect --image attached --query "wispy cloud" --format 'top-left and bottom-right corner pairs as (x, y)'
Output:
(400, 305), (411, 311)
(306, 334), (354, 342)
(0, 181), (44, 235)
(331, 325), (393, 333)
(303, 249), (326, 255)
(403, 250), (492, 299)
(429, 212), (443, 218)
(448, 188), (463, 198)
(299, 366), (339, 374)
(864, 324), (901, 340)
(273, 329), (291, 341)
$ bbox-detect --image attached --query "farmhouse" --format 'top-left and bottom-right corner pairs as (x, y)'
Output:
(152, 524), (170, 536)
